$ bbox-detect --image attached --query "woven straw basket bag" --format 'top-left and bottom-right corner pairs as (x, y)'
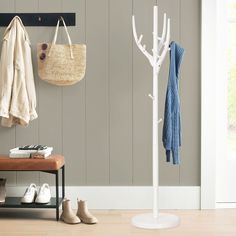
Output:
(37, 17), (86, 86)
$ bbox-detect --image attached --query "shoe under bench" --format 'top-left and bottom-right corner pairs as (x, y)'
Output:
(0, 154), (65, 221)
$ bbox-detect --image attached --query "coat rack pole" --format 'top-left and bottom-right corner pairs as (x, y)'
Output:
(132, 5), (180, 230)
(152, 5), (158, 219)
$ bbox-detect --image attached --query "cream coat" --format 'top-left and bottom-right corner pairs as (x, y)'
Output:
(0, 16), (37, 127)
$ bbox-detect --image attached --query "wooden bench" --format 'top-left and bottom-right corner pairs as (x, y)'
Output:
(0, 154), (65, 221)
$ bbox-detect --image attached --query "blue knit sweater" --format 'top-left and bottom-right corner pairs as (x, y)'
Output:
(162, 41), (184, 165)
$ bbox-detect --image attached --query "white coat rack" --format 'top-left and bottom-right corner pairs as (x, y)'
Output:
(131, 5), (180, 229)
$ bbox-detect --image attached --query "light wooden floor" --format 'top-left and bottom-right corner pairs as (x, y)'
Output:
(0, 209), (236, 236)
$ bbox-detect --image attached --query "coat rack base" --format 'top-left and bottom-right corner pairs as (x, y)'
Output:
(131, 213), (180, 229)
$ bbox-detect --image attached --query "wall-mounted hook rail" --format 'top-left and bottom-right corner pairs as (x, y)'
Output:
(0, 13), (76, 27)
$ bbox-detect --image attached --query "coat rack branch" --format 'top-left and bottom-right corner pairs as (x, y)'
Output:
(0, 13), (76, 27)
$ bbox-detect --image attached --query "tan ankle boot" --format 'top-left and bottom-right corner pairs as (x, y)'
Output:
(77, 200), (98, 224)
(60, 199), (81, 224)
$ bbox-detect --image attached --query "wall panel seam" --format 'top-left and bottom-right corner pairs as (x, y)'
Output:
(38, 0), (41, 185)
(108, 0), (111, 185)
(14, 0), (17, 186)
(131, 0), (134, 185)
(84, 0), (88, 185)
(61, 0), (64, 156)
(37, 0), (40, 185)
(179, 0), (181, 185)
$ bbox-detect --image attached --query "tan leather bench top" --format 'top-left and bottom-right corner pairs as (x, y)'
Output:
(0, 155), (64, 171)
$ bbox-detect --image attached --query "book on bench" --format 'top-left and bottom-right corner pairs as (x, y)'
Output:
(9, 147), (53, 159)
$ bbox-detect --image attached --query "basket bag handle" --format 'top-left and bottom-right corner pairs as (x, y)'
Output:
(48, 17), (74, 59)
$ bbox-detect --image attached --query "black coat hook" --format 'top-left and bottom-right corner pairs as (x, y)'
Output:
(0, 13), (75, 27)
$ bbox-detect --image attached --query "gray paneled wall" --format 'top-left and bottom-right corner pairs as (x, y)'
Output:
(0, 0), (201, 186)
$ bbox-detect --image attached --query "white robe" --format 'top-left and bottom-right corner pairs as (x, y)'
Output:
(0, 16), (37, 127)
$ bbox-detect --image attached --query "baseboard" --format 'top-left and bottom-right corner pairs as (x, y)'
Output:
(216, 202), (236, 209)
(6, 186), (200, 209)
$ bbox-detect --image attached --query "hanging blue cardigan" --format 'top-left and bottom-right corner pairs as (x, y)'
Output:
(162, 41), (185, 165)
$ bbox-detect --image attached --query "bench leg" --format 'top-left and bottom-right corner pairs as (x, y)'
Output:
(62, 165), (65, 199)
(55, 170), (59, 221)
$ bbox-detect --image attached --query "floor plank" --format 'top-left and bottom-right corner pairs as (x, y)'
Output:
(0, 209), (235, 235)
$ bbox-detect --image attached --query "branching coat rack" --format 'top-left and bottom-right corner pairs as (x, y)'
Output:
(132, 5), (180, 229)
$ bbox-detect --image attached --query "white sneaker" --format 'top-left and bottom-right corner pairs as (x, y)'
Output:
(35, 183), (51, 204)
(21, 183), (37, 203)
